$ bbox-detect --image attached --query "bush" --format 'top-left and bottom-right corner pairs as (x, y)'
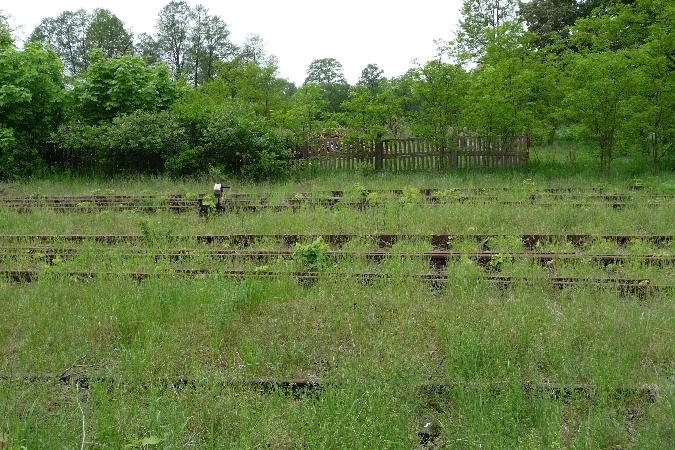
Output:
(0, 127), (43, 179)
(53, 111), (188, 175)
(201, 109), (293, 180)
(105, 111), (188, 174)
(53, 107), (292, 179)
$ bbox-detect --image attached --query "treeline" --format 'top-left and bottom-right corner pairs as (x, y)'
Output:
(0, 0), (672, 180)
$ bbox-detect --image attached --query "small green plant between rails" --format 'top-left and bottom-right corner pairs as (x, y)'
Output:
(292, 236), (331, 270)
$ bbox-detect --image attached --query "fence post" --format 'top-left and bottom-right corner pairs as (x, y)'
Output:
(375, 140), (384, 171)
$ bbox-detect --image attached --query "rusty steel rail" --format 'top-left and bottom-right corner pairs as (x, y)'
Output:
(1, 247), (672, 268)
(0, 233), (671, 249)
(1, 187), (669, 201)
(1, 269), (670, 294)
(1, 192), (671, 213)
(0, 201), (663, 214)
(0, 372), (659, 402)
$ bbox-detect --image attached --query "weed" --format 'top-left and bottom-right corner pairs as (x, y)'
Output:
(292, 237), (331, 270)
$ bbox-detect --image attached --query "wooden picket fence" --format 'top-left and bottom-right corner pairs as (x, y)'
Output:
(297, 136), (530, 171)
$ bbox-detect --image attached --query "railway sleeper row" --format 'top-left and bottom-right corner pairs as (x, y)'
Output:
(0, 233), (671, 249)
(1, 248), (672, 270)
(0, 373), (659, 404)
(1, 269), (670, 296)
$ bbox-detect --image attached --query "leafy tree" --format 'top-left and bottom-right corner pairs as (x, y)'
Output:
(341, 83), (403, 140)
(0, 42), (64, 177)
(561, 0), (674, 174)
(275, 84), (328, 150)
(456, 0), (518, 62)
(304, 58), (350, 112)
(357, 63), (385, 94)
(186, 6), (235, 86)
(212, 56), (293, 117)
(30, 9), (91, 76)
(156, 0), (191, 78)
(72, 49), (182, 122)
(409, 60), (468, 149)
(564, 51), (634, 175)
(569, 0), (674, 171)
(136, 33), (161, 65)
(305, 57), (347, 85)
(187, 4), (209, 87)
(85, 9), (133, 58)
(30, 8), (133, 77)
(199, 14), (234, 83)
(464, 23), (539, 139)
(240, 33), (274, 66)
(232, 62), (292, 117)
(519, 0), (577, 47)
(0, 15), (12, 49)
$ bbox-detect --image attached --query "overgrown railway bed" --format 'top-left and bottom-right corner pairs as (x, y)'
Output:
(2, 179), (673, 448)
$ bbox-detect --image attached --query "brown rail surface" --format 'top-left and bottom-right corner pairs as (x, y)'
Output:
(0, 234), (671, 248)
(1, 247), (672, 269)
(1, 269), (670, 295)
(0, 372), (658, 403)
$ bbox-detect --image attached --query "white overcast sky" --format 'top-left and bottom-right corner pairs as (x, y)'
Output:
(3, 0), (462, 84)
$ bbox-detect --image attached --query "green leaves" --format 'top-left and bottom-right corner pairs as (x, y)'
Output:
(73, 52), (181, 123)
(125, 435), (161, 448)
(293, 237), (331, 271)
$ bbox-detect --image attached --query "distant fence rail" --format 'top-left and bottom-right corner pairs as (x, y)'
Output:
(297, 135), (530, 171)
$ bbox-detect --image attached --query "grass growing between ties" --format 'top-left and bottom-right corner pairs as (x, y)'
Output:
(1, 172), (674, 448)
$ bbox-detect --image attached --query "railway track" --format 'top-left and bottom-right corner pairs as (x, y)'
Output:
(0, 372), (659, 403)
(1, 189), (672, 213)
(1, 247), (672, 268)
(0, 233), (671, 248)
(2, 269), (670, 294)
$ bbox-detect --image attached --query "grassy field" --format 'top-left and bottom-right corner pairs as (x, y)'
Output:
(1, 165), (674, 448)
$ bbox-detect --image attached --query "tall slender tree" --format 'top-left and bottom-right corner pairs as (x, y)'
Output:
(30, 9), (91, 76)
(156, 0), (191, 78)
(85, 9), (133, 58)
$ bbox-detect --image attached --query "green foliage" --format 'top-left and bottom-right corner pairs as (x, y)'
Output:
(0, 127), (41, 180)
(357, 63), (385, 94)
(201, 108), (293, 180)
(456, 0), (518, 62)
(29, 9), (91, 77)
(409, 60), (468, 147)
(0, 16), (12, 49)
(341, 84), (403, 140)
(304, 58), (350, 113)
(519, 0), (602, 49)
(54, 111), (188, 174)
(464, 23), (539, 138)
(73, 50), (182, 123)
(0, 42), (64, 177)
(293, 236), (331, 270)
(86, 8), (133, 58)
(274, 84), (328, 150)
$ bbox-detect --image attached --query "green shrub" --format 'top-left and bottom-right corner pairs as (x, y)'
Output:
(0, 127), (43, 179)
(293, 237), (331, 270)
(202, 109), (293, 180)
(54, 111), (188, 175)
(105, 111), (188, 174)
